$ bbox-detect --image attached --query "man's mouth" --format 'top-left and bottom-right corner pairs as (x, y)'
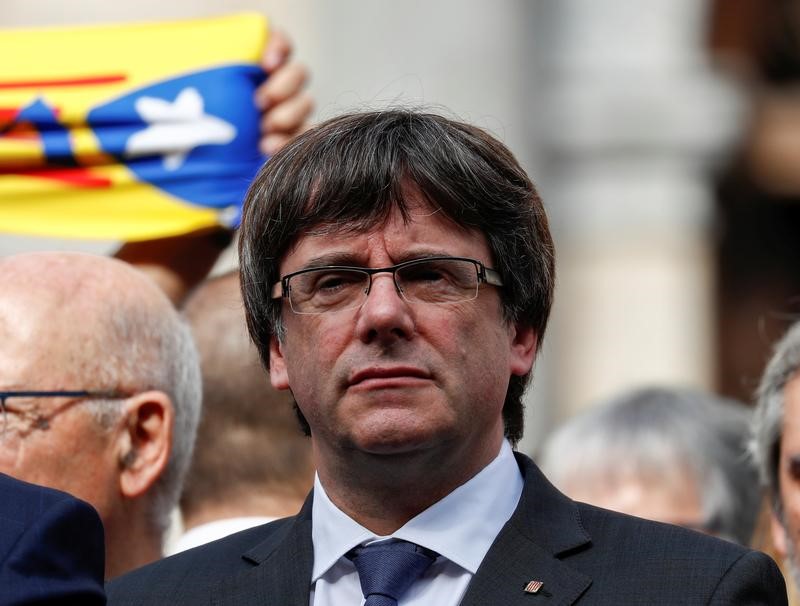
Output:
(348, 366), (431, 387)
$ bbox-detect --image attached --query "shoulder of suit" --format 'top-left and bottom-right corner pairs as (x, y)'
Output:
(106, 515), (296, 602)
(574, 500), (753, 560)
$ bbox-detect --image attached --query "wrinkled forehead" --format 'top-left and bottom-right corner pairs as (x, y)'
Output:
(278, 200), (485, 270)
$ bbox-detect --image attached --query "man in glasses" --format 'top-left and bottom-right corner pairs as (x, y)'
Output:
(108, 110), (786, 604)
(0, 252), (201, 580)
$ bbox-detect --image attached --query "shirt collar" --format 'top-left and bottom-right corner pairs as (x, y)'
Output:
(311, 440), (523, 580)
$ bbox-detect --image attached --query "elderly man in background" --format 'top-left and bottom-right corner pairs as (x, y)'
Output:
(539, 386), (761, 545)
(172, 270), (314, 553)
(753, 320), (800, 587)
(0, 252), (200, 578)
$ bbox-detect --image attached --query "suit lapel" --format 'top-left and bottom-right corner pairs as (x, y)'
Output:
(460, 454), (592, 606)
(209, 456), (592, 605)
(211, 495), (314, 606)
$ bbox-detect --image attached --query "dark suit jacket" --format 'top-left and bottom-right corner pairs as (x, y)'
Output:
(0, 473), (106, 606)
(107, 454), (787, 605)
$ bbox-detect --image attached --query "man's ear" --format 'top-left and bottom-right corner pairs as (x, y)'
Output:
(116, 391), (173, 500)
(770, 508), (789, 560)
(509, 322), (538, 377)
(270, 335), (290, 390)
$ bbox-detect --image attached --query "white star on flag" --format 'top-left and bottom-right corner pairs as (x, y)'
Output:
(125, 87), (236, 170)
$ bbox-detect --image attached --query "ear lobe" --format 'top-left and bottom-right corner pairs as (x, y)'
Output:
(770, 509), (789, 560)
(509, 323), (538, 377)
(117, 391), (173, 500)
(270, 335), (290, 390)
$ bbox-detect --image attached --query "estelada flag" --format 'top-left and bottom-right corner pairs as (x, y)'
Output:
(0, 13), (268, 241)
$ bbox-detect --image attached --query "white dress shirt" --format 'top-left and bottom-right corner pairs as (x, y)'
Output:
(168, 516), (276, 555)
(310, 440), (523, 605)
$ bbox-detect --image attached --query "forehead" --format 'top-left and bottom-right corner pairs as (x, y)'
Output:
(566, 469), (702, 524)
(0, 289), (90, 389)
(279, 201), (492, 273)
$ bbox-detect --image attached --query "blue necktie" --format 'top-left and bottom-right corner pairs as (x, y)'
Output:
(348, 539), (437, 606)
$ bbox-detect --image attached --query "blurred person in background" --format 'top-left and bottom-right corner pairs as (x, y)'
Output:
(172, 270), (314, 553)
(539, 386), (761, 545)
(753, 320), (800, 588)
(0, 252), (201, 578)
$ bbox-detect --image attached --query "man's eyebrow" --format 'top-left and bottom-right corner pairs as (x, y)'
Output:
(301, 252), (364, 269)
(393, 249), (454, 263)
(300, 249), (457, 270)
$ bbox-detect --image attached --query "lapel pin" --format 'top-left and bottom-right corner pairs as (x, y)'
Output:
(524, 580), (544, 594)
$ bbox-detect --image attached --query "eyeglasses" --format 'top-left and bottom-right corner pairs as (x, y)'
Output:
(0, 390), (124, 438)
(271, 256), (503, 315)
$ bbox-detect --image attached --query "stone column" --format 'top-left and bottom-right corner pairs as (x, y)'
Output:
(523, 0), (746, 435)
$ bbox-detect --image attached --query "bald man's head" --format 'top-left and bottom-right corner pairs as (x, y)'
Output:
(0, 253), (178, 390)
(0, 252), (202, 577)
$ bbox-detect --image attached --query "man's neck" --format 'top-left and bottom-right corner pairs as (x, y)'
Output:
(104, 514), (162, 579)
(316, 434), (504, 535)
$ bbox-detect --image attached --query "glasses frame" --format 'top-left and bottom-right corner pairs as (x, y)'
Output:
(0, 390), (126, 436)
(271, 255), (504, 314)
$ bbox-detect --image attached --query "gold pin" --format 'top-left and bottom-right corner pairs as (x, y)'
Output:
(524, 580), (544, 594)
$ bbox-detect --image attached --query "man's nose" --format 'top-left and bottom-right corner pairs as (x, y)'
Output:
(354, 273), (414, 343)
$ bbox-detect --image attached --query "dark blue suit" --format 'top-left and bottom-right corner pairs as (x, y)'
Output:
(0, 473), (106, 605)
(107, 453), (787, 605)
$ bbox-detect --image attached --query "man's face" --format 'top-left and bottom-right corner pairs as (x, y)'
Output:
(772, 373), (800, 584)
(0, 294), (119, 517)
(269, 197), (536, 475)
(562, 471), (706, 532)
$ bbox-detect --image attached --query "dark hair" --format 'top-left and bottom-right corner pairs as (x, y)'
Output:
(239, 109), (555, 444)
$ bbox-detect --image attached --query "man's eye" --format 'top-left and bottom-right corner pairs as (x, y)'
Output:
(789, 457), (800, 480)
(403, 265), (446, 282)
(315, 272), (362, 292)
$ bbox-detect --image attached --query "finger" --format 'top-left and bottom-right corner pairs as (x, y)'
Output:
(260, 133), (292, 156)
(254, 62), (309, 110)
(260, 92), (314, 136)
(263, 28), (292, 73)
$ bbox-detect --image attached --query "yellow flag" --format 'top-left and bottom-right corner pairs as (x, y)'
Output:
(0, 13), (268, 240)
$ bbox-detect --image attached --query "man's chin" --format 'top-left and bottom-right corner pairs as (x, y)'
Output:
(350, 428), (445, 458)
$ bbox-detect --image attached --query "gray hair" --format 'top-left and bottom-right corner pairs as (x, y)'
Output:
(752, 321), (800, 515)
(86, 296), (202, 536)
(539, 386), (760, 545)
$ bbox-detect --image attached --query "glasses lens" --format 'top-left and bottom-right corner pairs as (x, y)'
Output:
(289, 268), (369, 314)
(396, 259), (479, 304)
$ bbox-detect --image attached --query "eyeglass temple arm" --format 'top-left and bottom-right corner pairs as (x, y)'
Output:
(483, 267), (503, 287)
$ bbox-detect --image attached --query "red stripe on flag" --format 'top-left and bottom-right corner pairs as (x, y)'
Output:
(8, 167), (113, 188)
(0, 74), (127, 89)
